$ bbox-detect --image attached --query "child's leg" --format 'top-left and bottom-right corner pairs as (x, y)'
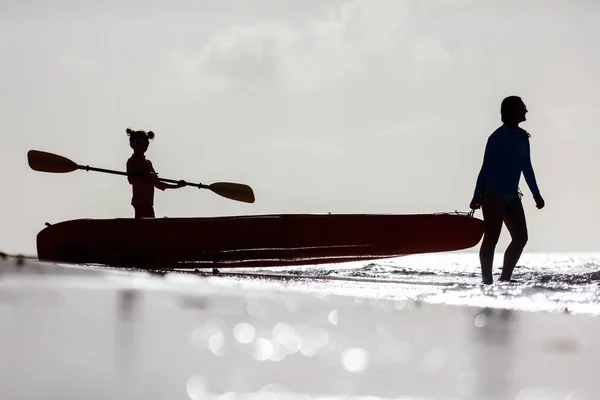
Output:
(133, 204), (155, 219)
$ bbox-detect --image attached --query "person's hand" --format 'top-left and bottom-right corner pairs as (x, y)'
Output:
(177, 180), (187, 188)
(534, 195), (545, 209)
(469, 196), (481, 210)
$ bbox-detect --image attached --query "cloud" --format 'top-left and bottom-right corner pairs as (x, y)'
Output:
(168, 22), (296, 93)
(167, 0), (452, 94)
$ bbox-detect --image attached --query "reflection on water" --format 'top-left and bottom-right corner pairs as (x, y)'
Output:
(470, 308), (516, 400)
(115, 289), (140, 372)
(0, 256), (599, 400)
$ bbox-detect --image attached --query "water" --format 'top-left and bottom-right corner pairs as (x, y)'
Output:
(18, 251), (600, 315)
(2, 252), (600, 399)
(188, 252), (600, 316)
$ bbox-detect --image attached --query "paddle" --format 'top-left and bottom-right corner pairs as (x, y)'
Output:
(27, 150), (255, 204)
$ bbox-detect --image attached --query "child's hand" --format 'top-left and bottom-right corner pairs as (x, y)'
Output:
(177, 180), (187, 188)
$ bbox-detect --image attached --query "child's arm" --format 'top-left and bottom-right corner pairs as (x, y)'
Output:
(153, 177), (186, 190)
(147, 161), (186, 190)
(126, 158), (153, 184)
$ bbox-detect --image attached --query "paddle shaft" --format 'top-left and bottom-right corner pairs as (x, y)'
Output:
(27, 149), (255, 202)
(78, 165), (208, 189)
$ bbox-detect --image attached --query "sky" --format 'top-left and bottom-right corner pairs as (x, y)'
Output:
(1, 0), (599, 255)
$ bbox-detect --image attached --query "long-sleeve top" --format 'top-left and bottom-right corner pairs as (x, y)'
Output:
(473, 124), (541, 199)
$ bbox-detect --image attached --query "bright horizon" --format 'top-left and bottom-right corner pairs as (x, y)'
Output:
(2, 0), (599, 256)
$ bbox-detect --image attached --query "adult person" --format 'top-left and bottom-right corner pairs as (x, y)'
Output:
(470, 96), (545, 284)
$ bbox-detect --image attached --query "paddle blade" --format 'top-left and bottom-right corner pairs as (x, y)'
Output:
(208, 182), (255, 203)
(27, 150), (79, 173)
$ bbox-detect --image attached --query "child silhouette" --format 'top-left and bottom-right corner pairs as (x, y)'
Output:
(126, 128), (185, 218)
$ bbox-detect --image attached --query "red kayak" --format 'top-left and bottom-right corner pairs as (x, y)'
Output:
(36, 212), (484, 269)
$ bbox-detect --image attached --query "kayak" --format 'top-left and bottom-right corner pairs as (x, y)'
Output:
(36, 212), (484, 269)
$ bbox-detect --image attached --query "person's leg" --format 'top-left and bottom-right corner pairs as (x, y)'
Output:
(499, 197), (528, 281)
(134, 204), (155, 219)
(479, 192), (507, 284)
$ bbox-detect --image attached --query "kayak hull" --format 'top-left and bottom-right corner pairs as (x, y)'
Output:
(36, 213), (484, 269)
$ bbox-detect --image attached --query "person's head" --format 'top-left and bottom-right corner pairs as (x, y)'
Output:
(500, 96), (528, 126)
(126, 128), (155, 154)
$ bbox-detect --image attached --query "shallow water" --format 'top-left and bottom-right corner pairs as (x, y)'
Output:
(188, 252), (600, 316)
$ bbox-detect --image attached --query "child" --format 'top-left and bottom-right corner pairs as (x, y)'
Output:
(126, 128), (185, 218)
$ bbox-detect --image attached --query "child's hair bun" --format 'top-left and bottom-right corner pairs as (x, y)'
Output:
(126, 127), (155, 140)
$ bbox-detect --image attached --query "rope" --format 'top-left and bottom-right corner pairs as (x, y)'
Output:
(434, 210), (475, 218)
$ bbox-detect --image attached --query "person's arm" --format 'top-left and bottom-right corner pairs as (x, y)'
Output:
(148, 161), (185, 190)
(522, 139), (541, 198)
(126, 158), (134, 184)
(153, 178), (185, 190)
(127, 158), (151, 185)
(473, 135), (499, 199)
